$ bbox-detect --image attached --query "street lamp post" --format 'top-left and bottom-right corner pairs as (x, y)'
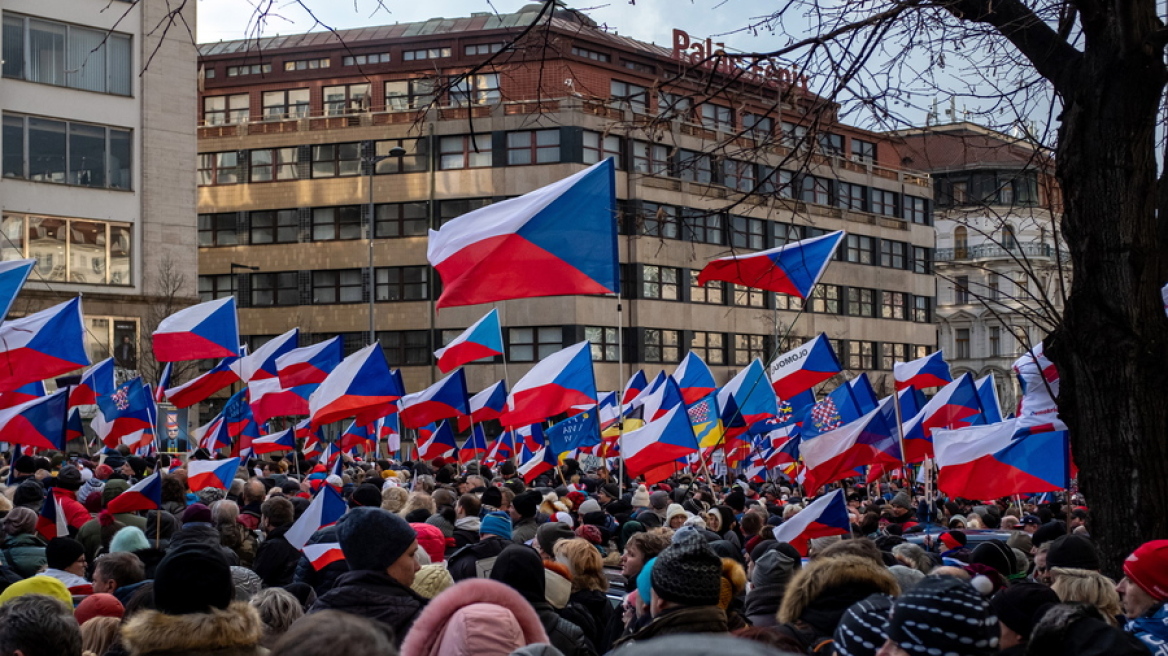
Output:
(365, 142), (408, 346)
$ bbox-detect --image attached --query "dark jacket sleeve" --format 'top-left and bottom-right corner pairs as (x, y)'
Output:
(252, 533), (300, 587)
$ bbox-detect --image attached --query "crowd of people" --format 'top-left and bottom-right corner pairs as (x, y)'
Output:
(0, 448), (1165, 656)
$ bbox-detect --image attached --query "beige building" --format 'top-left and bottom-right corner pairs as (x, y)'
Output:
(1, 0), (199, 389)
(195, 5), (937, 406)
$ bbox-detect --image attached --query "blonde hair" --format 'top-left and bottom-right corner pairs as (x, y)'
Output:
(380, 486), (409, 513)
(554, 537), (609, 593)
(1051, 568), (1122, 625)
(397, 491), (436, 518)
(250, 587), (305, 645)
(80, 616), (121, 656)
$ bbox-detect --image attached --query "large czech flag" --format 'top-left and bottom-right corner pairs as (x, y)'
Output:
(0, 259), (35, 320)
(69, 357), (116, 407)
(902, 373), (985, 463)
(503, 341), (597, 428)
(416, 421), (458, 462)
(622, 404), (699, 485)
(187, 458), (241, 490)
(398, 369), (469, 430)
(673, 352), (716, 404)
(894, 351), (953, 391)
(164, 356), (241, 408)
(976, 374), (1003, 423)
(518, 442), (558, 484)
(434, 309), (504, 372)
(106, 472), (163, 514)
(428, 159), (619, 309)
(773, 489), (851, 556)
(934, 419), (1069, 499)
(277, 336), (342, 389)
(285, 485), (346, 550)
(800, 399), (902, 493)
(153, 297), (240, 362)
(252, 427), (296, 455)
(309, 343), (403, 429)
(768, 334), (842, 400)
(458, 380), (508, 431)
(697, 230), (844, 298)
(0, 388), (68, 450)
(0, 297), (89, 393)
(717, 358), (780, 436)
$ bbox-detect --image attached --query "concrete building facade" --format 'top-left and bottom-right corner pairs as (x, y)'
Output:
(195, 4), (938, 403)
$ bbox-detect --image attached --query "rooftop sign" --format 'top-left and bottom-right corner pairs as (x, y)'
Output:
(672, 29), (809, 93)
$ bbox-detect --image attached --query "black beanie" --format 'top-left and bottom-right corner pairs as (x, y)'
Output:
(126, 456), (147, 478)
(489, 544), (546, 604)
(834, 594), (894, 656)
(350, 483), (382, 508)
(651, 530), (722, 607)
(480, 487), (502, 508)
(1031, 521), (1066, 548)
(13, 455), (36, 474)
(970, 539), (1017, 577)
(989, 582), (1060, 639)
(56, 466), (83, 491)
(45, 537), (86, 570)
(337, 507), (416, 571)
(12, 479), (45, 508)
(154, 544), (233, 615)
(512, 490), (541, 518)
(1046, 535), (1100, 571)
(883, 577), (998, 656)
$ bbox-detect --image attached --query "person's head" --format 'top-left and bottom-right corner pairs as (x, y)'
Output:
(479, 511), (512, 541)
(650, 530), (723, 614)
(1021, 515), (1041, 534)
(778, 555), (899, 637)
(268, 610), (396, 656)
(0, 594), (82, 656)
(535, 521), (574, 560)
(989, 581), (1061, 649)
(250, 587), (304, 646)
(510, 490), (541, 521)
(109, 526), (151, 555)
(380, 486), (409, 514)
(622, 529), (672, 579)
(489, 544), (546, 604)
(666, 503), (689, 529)
(834, 594), (894, 656)
(554, 538), (608, 593)
(1, 507), (37, 537)
(1046, 534), (1100, 572)
(241, 479), (265, 505)
(260, 496), (294, 534)
(45, 537), (87, 577)
(152, 544), (233, 615)
(891, 542), (933, 575)
(598, 482), (618, 505)
(1050, 568), (1122, 625)
(79, 615), (121, 656)
(1118, 539), (1168, 619)
(73, 593), (124, 626)
(337, 507), (419, 587)
(92, 552), (145, 595)
(877, 576), (997, 656)
(1033, 542), (1052, 585)
(209, 499), (240, 527)
(456, 493), (481, 520)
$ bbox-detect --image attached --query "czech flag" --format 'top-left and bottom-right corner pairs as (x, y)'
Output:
(0, 388), (68, 450)
(0, 297), (89, 393)
(718, 358), (779, 436)
(1012, 342), (1066, 437)
(849, 373), (880, 415)
(309, 343), (403, 429)
(518, 442), (558, 484)
(240, 329), (298, 382)
(893, 351), (952, 391)
(95, 378), (155, 449)
(768, 334), (842, 400)
(458, 380), (508, 431)
(303, 542), (346, 571)
(36, 495), (68, 540)
(253, 427), (296, 455)
(773, 489), (851, 556)
(976, 374), (1003, 423)
(249, 376), (311, 424)
(65, 406), (84, 442)
(285, 485), (346, 550)
(800, 400), (901, 493)
(622, 404), (698, 485)
(503, 341), (597, 428)
(434, 309), (504, 372)
(800, 381), (864, 441)
(696, 230), (844, 298)
(0, 381), (45, 409)
(0, 259), (35, 320)
(164, 356), (241, 408)
(934, 419), (1069, 499)
(622, 370), (649, 405)
(398, 369), (469, 430)
(416, 421), (458, 462)
(277, 336), (342, 389)
(902, 373), (985, 463)
(633, 374), (685, 423)
(483, 429), (514, 466)
(427, 159), (618, 309)
(153, 297), (240, 362)
(187, 457), (240, 490)
(69, 357), (116, 407)
(460, 424), (489, 464)
(673, 353), (716, 405)
(106, 471), (163, 514)
(155, 363), (173, 403)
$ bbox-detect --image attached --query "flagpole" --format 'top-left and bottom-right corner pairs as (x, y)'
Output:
(615, 296), (626, 498)
(892, 391), (909, 488)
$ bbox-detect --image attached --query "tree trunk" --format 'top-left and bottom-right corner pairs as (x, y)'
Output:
(1048, 4), (1168, 575)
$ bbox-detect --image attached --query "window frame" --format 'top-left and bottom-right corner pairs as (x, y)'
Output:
(506, 130), (561, 166)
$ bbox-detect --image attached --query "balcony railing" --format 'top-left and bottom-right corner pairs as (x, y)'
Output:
(935, 242), (1054, 261)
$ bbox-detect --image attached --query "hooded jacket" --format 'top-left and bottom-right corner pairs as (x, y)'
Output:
(400, 578), (548, 656)
(120, 601), (266, 656)
(0, 532), (47, 578)
(453, 516), (481, 549)
(309, 569), (427, 647)
(743, 547), (800, 627)
(775, 555), (899, 652)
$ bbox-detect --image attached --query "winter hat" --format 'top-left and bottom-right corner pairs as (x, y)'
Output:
(888, 565), (926, 592)
(512, 490), (541, 518)
(636, 509), (663, 529)
(717, 558), (746, 609)
(480, 486), (502, 509)
(537, 522), (575, 556)
(125, 456), (147, 478)
(1123, 539), (1168, 600)
(577, 498), (602, 516)
(410, 522), (448, 564)
(181, 503), (212, 525)
(882, 576), (999, 656)
(554, 511), (573, 525)
(1031, 520), (1066, 548)
(970, 539), (1017, 577)
(1046, 535), (1100, 571)
(890, 491), (912, 510)
(11, 480), (45, 510)
(480, 510), (512, 540)
(153, 543), (234, 615)
(750, 542), (802, 588)
(651, 530), (723, 607)
(2, 507), (37, 536)
(13, 455), (36, 474)
(665, 503), (689, 524)
(575, 524), (602, 546)
(110, 526), (151, 554)
(637, 557), (657, 606)
(649, 490), (671, 510)
(425, 513), (455, 538)
(56, 465), (83, 491)
(1028, 601), (1151, 656)
(834, 594), (894, 656)
(566, 491), (586, 510)
(940, 530), (968, 550)
(350, 483), (382, 508)
(45, 537), (86, 571)
(74, 593), (124, 625)
(989, 582), (1060, 639)
(600, 482), (619, 499)
(631, 485), (650, 508)
(490, 544), (546, 604)
(0, 575), (72, 607)
(338, 507), (417, 571)
(95, 464), (114, 480)
(411, 563), (454, 599)
(1006, 531), (1033, 554)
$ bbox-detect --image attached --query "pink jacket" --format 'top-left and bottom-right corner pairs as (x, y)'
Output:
(400, 578), (549, 656)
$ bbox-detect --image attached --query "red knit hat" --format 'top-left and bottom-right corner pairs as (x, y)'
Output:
(1124, 539), (1168, 600)
(74, 593), (124, 625)
(410, 522), (449, 564)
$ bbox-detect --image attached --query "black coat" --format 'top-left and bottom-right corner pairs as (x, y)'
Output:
(447, 536), (510, 581)
(293, 525), (348, 595)
(253, 525), (300, 587)
(309, 570), (426, 648)
(533, 600), (597, 656)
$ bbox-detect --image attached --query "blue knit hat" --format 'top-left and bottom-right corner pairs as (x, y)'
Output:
(480, 510), (512, 540)
(337, 507), (417, 571)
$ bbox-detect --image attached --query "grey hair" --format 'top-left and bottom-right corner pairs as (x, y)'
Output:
(250, 587), (304, 644)
(0, 594), (83, 656)
(892, 542), (934, 574)
(210, 499), (239, 524)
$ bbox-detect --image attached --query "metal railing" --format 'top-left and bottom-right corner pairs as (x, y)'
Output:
(935, 242), (1054, 261)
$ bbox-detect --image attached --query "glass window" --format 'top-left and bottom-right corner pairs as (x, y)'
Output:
(644, 329), (680, 363)
(657, 92), (692, 120)
(906, 196), (929, 225)
(439, 134), (492, 170)
(837, 182), (866, 211)
(912, 246), (931, 274)
(680, 209), (723, 245)
(385, 79), (436, 111)
(197, 213), (237, 247)
(722, 159), (756, 191)
(68, 124), (106, 187)
(311, 206), (362, 242)
(690, 331), (725, 366)
(781, 121), (808, 148)
(611, 80), (648, 114)
(800, 175), (831, 205)
(323, 83), (370, 115)
(251, 272), (298, 306)
(700, 103), (733, 131)
(732, 284), (766, 308)
(582, 131), (621, 167)
(311, 142), (362, 178)
(818, 132), (844, 155)
(2, 114), (24, 179)
(506, 130), (560, 165)
(467, 43), (504, 56)
(249, 209), (298, 244)
(732, 334), (767, 366)
(730, 215), (766, 250)
(842, 234), (874, 264)
(911, 296), (931, 322)
(848, 340), (875, 370)
(743, 114), (774, 138)
(342, 53), (390, 66)
(108, 129), (130, 189)
(571, 46), (610, 62)
(3, 15), (132, 95)
(4, 213), (130, 285)
(228, 63), (273, 76)
(197, 152), (240, 186)
(881, 342), (908, 371)
(378, 330), (430, 367)
(810, 285), (841, 314)
(880, 240), (907, 269)
(955, 276), (970, 304)
(870, 188), (899, 217)
(689, 270), (724, 305)
(438, 198), (493, 226)
(312, 269), (363, 304)
(989, 326), (1001, 357)
(402, 47), (451, 61)
(677, 149), (712, 183)
(375, 202), (428, 238)
(0, 214), (25, 262)
(450, 73), (500, 106)
(249, 147), (298, 182)
(375, 138), (428, 174)
(642, 265), (680, 300)
(203, 94), (249, 125)
(639, 203), (678, 239)
(955, 329), (971, 359)
(632, 141), (669, 176)
(509, 327), (562, 362)
(881, 291), (906, 319)
(585, 327), (620, 362)
(28, 117), (67, 183)
(261, 89), (310, 119)
(199, 274), (232, 302)
(851, 138), (876, 163)
(375, 266), (428, 301)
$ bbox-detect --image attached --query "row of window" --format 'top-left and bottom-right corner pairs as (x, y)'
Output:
(199, 266), (429, 306)
(950, 272), (1030, 305)
(2, 13), (133, 96)
(934, 170), (1042, 208)
(0, 213), (133, 287)
(951, 325), (1033, 360)
(3, 113), (132, 190)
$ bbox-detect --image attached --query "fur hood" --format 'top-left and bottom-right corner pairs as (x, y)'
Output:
(121, 601), (265, 656)
(400, 578), (547, 656)
(777, 555), (899, 624)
